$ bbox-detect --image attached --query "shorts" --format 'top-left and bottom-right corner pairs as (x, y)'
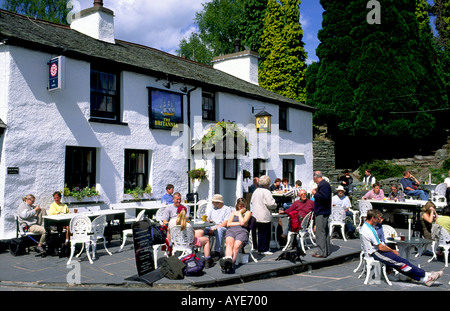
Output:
(225, 230), (248, 245)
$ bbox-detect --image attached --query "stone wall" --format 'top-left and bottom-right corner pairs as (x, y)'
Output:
(313, 140), (337, 179)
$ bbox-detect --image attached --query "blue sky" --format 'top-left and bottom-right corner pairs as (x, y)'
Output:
(0, 0), (324, 64)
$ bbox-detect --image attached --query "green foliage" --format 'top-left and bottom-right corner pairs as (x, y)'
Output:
(430, 157), (450, 183)
(358, 160), (406, 181)
(188, 168), (208, 182)
(194, 0), (245, 57)
(176, 33), (214, 65)
(237, 0), (267, 53)
(62, 184), (100, 201)
(260, 0), (307, 102)
(308, 0), (448, 140)
(4, 0), (70, 24)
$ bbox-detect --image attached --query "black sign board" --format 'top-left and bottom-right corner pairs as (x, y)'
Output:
(7, 167), (19, 174)
(132, 219), (155, 276)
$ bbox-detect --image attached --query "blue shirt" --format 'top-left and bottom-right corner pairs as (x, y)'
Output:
(161, 193), (173, 204)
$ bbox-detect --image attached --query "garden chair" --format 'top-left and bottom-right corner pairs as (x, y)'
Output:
(67, 215), (94, 265)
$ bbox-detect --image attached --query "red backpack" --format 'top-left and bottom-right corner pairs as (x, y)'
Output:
(288, 211), (302, 232)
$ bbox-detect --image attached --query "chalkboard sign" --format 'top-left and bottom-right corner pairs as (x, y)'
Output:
(132, 219), (155, 276)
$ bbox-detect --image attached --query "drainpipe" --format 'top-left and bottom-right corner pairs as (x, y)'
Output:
(186, 86), (198, 194)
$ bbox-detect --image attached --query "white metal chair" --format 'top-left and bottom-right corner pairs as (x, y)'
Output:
(358, 200), (372, 228)
(196, 200), (208, 219)
(428, 225), (450, 267)
(90, 215), (112, 259)
(282, 211), (316, 253)
(154, 206), (167, 224)
(118, 210), (146, 252)
(170, 225), (195, 258)
(431, 183), (447, 205)
(67, 215), (94, 265)
(329, 207), (347, 241)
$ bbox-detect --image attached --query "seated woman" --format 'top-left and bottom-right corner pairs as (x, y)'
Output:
(220, 198), (252, 273)
(168, 205), (214, 268)
(420, 201), (438, 240)
(48, 191), (70, 244)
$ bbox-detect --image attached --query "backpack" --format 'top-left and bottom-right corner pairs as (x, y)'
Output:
(9, 238), (27, 256)
(288, 211), (302, 233)
(149, 222), (166, 245)
(180, 253), (205, 276)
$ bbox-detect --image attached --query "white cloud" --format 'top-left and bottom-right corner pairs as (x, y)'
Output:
(74, 0), (204, 54)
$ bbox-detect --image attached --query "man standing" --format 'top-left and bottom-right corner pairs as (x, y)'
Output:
(360, 209), (443, 286)
(400, 171), (429, 201)
(311, 171), (332, 258)
(195, 194), (230, 257)
(362, 169), (376, 187)
(249, 177), (259, 193)
(161, 184), (174, 204)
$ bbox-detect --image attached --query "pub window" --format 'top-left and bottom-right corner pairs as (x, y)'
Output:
(90, 67), (120, 121)
(65, 146), (97, 190)
(253, 158), (268, 178)
(279, 107), (288, 131)
(124, 149), (148, 190)
(202, 91), (216, 121)
(282, 159), (295, 186)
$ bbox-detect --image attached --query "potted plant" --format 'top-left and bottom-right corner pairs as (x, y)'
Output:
(188, 168), (208, 183)
(62, 184), (100, 202)
(200, 120), (250, 155)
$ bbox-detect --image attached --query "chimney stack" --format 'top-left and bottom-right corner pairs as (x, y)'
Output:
(70, 0), (115, 44)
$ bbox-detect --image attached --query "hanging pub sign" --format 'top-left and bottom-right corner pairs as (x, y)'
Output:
(48, 56), (64, 91)
(255, 110), (272, 133)
(148, 88), (183, 130)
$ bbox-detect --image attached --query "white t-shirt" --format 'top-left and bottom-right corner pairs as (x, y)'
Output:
(332, 195), (352, 211)
(360, 222), (381, 256)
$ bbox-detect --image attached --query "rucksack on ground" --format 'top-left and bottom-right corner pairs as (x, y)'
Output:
(9, 238), (27, 256)
(180, 253), (204, 276)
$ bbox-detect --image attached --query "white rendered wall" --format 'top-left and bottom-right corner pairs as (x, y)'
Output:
(213, 52), (259, 85)
(0, 46), (313, 239)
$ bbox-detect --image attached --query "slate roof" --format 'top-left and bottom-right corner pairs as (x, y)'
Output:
(0, 9), (314, 112)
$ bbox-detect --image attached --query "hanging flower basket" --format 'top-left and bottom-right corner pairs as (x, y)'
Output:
(201, 120), (250, 155)
(188, 168), (208, 183)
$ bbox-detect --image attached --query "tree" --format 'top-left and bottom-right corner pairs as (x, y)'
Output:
(309, 0), (447, 140)
(4, 0), (70, 24)
(194, 0), (245, 57)
(431, 0), (450, 50)
(260, 0), (308, 101)
(176, 33), (214, 65)
(237, 0), (267, 53)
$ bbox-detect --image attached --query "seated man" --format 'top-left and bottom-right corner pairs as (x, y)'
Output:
(162, 192), (189, 226)
(17, 194), (46, 253)
(362, 182), (385, 201)
(400, 171), (429, 201)
(360, 209), (443, 286)
(332, 186), (356, 237)
(195, 194), (230, 258)
(362, 169), (376, 188)
(338, 170), (353, 195)
(279, 189), (314, 239)
(161, 184), (174, 204)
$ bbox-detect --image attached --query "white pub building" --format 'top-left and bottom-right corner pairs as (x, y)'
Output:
(0, 1), (314, 239)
